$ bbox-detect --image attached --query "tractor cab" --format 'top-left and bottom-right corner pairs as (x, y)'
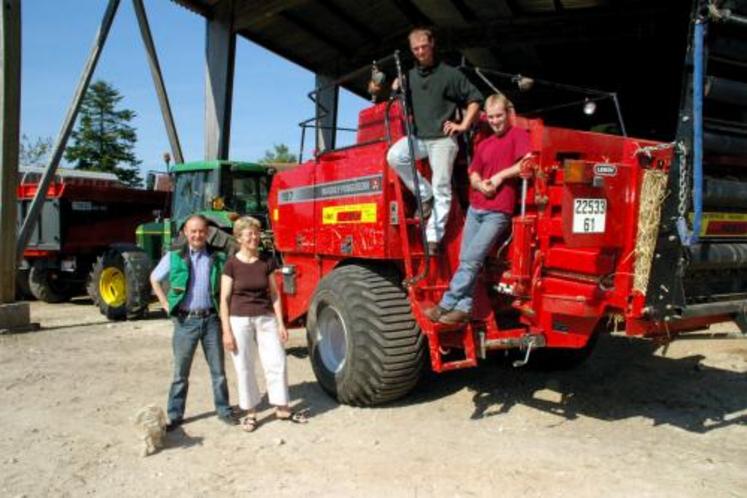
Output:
(157, 160), (276, 254)
(171, 160), (273, 231)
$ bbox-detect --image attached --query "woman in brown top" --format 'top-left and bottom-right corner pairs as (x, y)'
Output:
(220, 216), (307, 431)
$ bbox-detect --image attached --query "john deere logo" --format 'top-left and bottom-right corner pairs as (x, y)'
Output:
(594, 163), (617, 176)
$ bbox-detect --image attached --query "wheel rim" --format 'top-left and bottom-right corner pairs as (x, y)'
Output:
(317, 305), (348, 373)
(99, 267), (126, 307)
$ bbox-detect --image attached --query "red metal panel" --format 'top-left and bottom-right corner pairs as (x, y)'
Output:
(277, 254), (320, 325)
(357, 100), (404, 143)
(545, 247), (615, 275)
(269, 161), (317, 254)
(313, 144), (390, 259)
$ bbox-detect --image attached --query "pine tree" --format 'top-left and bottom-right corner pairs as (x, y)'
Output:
(258, 143), (297, 164)
(65, 80), (142, 186)
(19, 134), (53, 167)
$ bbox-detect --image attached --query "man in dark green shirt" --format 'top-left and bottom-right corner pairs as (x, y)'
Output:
(387, 28), (483, 253)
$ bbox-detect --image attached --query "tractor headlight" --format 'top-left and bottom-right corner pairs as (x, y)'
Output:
(211, 196), (225, 210)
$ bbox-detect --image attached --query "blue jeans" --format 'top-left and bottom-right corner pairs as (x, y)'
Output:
(439, 207), (511, 313)
(167, 314), (231, 422)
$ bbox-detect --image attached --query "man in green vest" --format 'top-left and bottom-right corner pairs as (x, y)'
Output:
(150, 214), (236, 430)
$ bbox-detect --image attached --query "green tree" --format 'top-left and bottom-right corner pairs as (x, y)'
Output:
(258, 143), (297, 164)
(65, 80), (142, 186)
(19, 134), (53, 167)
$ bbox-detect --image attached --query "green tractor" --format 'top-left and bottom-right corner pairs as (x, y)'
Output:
(89, 160), (276, 320)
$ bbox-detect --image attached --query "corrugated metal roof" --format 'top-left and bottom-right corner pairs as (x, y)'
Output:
(169, 0), (691, 139)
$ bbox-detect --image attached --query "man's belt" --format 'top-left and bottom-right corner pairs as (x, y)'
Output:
(176, 308), (216, 318)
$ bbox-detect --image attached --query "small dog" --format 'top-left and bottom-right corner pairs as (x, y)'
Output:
(134, 405), (168, 456)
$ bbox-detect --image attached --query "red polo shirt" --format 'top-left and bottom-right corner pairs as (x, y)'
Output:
(468, 126), (530, 214)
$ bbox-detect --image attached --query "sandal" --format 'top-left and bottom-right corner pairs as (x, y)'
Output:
(240, 415), (258, 432)
(276, 409), (309, 424)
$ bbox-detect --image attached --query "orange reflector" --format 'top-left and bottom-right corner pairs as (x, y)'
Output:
(563, 160), (592, 184)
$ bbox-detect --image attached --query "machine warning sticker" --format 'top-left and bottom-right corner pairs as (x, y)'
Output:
(322, 203), (377, 225)
(278, 174), (383, 204)
(698, 212), (747, 238)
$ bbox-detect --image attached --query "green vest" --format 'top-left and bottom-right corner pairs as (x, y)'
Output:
(166, 246), (226, 315)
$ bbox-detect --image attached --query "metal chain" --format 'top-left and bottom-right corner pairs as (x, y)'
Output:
(675, 142), (689, 218)
(635, 141), (689, 217)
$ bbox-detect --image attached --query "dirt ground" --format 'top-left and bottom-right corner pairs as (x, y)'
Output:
(1, 299), (746, 497)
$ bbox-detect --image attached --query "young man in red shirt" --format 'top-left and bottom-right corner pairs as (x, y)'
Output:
(425, 93), (531, 325)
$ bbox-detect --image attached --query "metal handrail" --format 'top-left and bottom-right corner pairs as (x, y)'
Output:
(464, 65), (628, 137)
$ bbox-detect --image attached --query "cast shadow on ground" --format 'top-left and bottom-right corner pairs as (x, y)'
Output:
(163, 426), (205, 451)
(171, 380), (339, 430)
(242, 381), (339, 423)
(401, 334), (747, 434)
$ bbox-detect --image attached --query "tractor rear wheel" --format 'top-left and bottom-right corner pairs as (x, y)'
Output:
(28, 261), (73, 303)
(89, 248), (152, 321)
(306, 264), (425, 406)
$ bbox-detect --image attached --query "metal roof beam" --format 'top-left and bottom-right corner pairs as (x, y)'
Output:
(391, 0), (433, 27)
(317, 0), (379, 43)
(279, 10), (354, 58)
(448, 0), (477, 22)
(439, 7), (665, 50)
(233, 0), (309, 30)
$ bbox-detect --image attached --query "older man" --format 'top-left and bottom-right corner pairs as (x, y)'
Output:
(387, 27), (483, 254)
(426, 93), (531, 325)
(150, 214), (236, 429)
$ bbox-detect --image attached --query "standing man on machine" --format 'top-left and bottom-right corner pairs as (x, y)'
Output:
(386, 27), (483, 254)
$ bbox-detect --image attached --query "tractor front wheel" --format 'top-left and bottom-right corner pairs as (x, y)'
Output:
(28, 261), (73, 303)
(89, 248), (152, 320)
(307, 264), (425, 406)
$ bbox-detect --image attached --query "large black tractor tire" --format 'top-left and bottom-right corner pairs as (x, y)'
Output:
(28, 261), (73, 303)
(15, 269), (34, 300)
(89, 248), (152, 321)
(306, 264), (425, 406)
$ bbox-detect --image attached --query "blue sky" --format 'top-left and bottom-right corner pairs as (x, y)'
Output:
(21, 0), (368, 176)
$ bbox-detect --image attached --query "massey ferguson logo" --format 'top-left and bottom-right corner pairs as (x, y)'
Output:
(593, 163), (617, 176)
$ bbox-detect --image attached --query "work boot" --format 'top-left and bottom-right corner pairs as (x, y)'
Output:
(439, 309), (470, 325)
(423, 305), (446, 323)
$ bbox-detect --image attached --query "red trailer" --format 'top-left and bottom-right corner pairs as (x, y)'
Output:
(16, 168), (168, 303)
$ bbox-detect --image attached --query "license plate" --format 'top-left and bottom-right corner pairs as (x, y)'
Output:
(573, 198), (607, 233)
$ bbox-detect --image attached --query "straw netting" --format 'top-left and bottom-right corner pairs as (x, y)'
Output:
(633, 169), (668, 293)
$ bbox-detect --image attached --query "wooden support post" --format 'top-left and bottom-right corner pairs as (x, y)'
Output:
(0, 0), (37, 333)
(204, 1), (235, 160)
(132, 0), (184, 164)
(315, 74), (338, 153)
(16, 0), (120, 260)
(0, 0), (21, 304)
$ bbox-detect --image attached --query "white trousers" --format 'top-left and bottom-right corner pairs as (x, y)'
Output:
(387, 135), (459, 243)
(228, 315), (289, 409)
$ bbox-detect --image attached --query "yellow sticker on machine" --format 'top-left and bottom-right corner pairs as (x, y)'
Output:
(322, 203), (377, 224)
(695, 212), (747, 237)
